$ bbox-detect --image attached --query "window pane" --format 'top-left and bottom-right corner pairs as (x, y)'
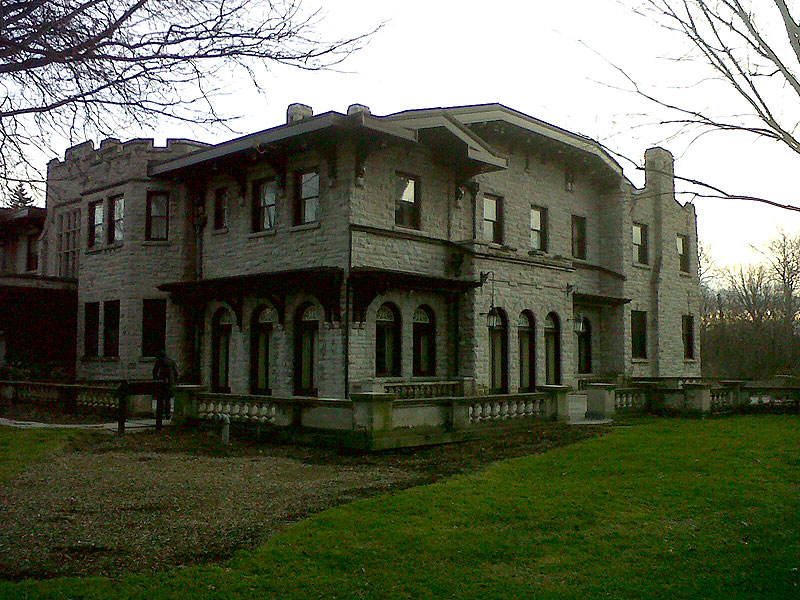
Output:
(301, 172), (319, 199)
(304, 197), (318, 222)
(484, 196), (496, 221)
(530, 208), (541, 230)
(633, 225), (641, 245)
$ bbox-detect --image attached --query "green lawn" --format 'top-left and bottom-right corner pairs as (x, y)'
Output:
(2, 416), (799, 599)
(0, 427), (83, 483)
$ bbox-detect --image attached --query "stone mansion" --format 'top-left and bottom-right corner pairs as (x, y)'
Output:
(31, 102), (700, 396)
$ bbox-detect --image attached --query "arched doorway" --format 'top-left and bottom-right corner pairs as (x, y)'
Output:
(413, 305), (436, 376)
(545, 312), (561, 385)
(250, 305), (275, 394)
(211, 308), (232, 393)
(518, 311), (535, 392)
(577, 316), (592, 374)
(488, 307), (508, 393)
(294, 303), (319, 396)
(376, 303), (401, 376)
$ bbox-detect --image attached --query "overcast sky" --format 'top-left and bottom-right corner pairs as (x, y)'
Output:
(122, 1), (800, 273)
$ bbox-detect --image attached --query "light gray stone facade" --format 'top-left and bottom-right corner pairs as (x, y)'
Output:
(42, 103), (702, 394)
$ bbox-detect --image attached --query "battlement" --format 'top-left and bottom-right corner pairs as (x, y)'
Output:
(47, 137), (209, 173)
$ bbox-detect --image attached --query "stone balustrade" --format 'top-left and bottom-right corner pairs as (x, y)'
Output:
(467, 395), (552, 423)
(615, 388), (645, 412)
(383, 380), (463, 399)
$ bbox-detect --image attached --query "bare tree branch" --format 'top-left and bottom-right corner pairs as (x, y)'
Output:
(0, 0), (378, 187)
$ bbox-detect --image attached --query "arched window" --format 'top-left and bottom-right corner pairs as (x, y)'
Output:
(294, 303), (319, 396)
(375, 303), (401, 377)
(545, 312), (561, 385)
(518, 311), (535, 392)
(211, 308), (233, 393)
(577, 316), (592, 374)
(250, 305), (276, 394)
(412, 306), (436, 376)
(488, 308), (508, 393)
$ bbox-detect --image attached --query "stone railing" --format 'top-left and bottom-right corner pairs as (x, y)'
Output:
(383, 380), (464, 399)
(709, 387), (733, 411)
(196, 395), (279, 424)
(466, 394), (553, 424)
(615, 388), (645, 412)
(0, 379), (151, 416)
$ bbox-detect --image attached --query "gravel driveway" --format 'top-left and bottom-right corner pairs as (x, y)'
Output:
(0, 423), (607, 580)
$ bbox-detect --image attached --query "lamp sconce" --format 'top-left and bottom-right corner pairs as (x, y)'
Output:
(574, 314), (585, 333)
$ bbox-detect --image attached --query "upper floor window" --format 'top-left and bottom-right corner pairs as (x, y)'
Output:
(395, 173), (420, 229)
(57, 208), (80, 277)
(213, 188), (228, 231)
(682, 315), (695, 359)
(633, 223), (648, 264)
(107, 195), (124, 244)
(677, 234), (690, 272)
(530, 206), (548, 252)
(631, 310), (647, 359)
(571, 215), (587, 260)
(294, 170), (319, 225)
(483, 194), (503, 244)
(88, 200), (104, 248)
(252, 179), (277, 232)
(146, 192), (169, 241)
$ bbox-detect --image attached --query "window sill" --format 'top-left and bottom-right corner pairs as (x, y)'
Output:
(143, 240), (170, 246)
(139, 356), (156, 362)
(211, 228), (229, 236)
(528, 249), (548, 256)
(249, 228), (277, 239)
(631, 358), (649, 364)
(393, 224), (422, 234)
(679, 271), (692, 277)
(86, 242), (124, 254)
(290, 221), (321, 232)
(487, 243), (516, 252)
(632, 262), (651, 270)
(81, 356), (120, 363)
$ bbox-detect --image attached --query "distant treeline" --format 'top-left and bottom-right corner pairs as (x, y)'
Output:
(701, 230), (800, 380)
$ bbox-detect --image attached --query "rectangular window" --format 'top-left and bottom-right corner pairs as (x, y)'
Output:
(58, 208), (80, 277)
(631, 310), (647, 359)
(394, 173), (420, 229)
(677, 234), (690, 272)
(88, 200), (104, 248)
(572, 215), (587, 259)
(682, 315), (695, 359)
(146, 192), (169, 240)
(633, 223), (648, 264)
(103, 300), (120, 357)
(252, 179), (277, 232)
(107, 195), (124, 244)
(213, 188), (228, 231)
(530, 206), (548, 251)
(142, 299), (167, 357)
(25, 234), (38, 272)
(294, 170), (319, 225)
(84, 302), (100, 357)
(483, 194), (503, 244)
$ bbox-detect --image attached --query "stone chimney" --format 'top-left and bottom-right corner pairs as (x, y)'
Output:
(286, 103), (313, 124)
(347, 103), (371, 116)
(644, 147), (674, 197)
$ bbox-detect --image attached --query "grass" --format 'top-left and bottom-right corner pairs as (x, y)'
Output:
(2, 416), (799, 599)
(0, 427), (84, 483)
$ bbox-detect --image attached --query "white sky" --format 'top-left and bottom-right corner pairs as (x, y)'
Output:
(62, 1), (800, 272)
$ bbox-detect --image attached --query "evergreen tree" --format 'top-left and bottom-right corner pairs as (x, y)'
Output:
(3, 183), (33, 208)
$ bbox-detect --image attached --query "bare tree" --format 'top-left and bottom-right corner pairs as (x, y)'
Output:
(1, 0), (374, 185)
(605, 1), (800, 210)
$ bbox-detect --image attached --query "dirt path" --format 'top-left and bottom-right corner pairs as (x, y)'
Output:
(0, 423), (608, 580)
